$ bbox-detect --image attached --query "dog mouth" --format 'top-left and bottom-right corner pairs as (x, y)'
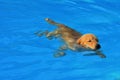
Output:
(96, 44), (101, 50)
(85, 44), (101, 50)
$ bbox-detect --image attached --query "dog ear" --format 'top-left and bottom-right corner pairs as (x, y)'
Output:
(76, 37), (81, 44)
(76, 37), (86, 48)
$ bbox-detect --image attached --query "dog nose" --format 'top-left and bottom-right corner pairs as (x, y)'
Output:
(96, 44), (101, 49)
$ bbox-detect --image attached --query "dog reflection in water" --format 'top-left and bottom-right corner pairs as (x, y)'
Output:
(35, 18), (106, 58)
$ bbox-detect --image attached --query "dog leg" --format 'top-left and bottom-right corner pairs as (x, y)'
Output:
(35, 30), (49, 37)
(35, 29), (60, 40)
(83, 50), (106, 58)
(46, 29), (60, 40)
(59, 45), (68, 51)
(53, 51), (66, 58)
(95, 50), (106, 58)
(53, 45), (68, 58)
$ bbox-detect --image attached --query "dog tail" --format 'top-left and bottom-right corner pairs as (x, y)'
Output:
(45, 18), (62, 27)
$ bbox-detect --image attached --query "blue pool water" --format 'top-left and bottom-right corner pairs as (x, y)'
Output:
(0, 0), (120, 80)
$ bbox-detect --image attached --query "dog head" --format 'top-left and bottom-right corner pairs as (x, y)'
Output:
(77, 33), (101, 50)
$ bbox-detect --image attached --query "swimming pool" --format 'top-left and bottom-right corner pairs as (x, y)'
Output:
(0, 0), (120, 80)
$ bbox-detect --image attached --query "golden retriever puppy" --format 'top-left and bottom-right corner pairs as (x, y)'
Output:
(77, 34), (100, 50)
(35, 18), (106, 58)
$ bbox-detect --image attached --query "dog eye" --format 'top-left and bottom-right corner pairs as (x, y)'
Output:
(88, 40), (92, 42)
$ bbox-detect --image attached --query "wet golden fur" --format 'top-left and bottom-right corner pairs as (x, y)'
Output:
(35, 18), (106, 58)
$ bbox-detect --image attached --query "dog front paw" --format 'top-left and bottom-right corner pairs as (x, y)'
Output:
(34, 30), (43, 37)
(53, 52), (66, 58)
